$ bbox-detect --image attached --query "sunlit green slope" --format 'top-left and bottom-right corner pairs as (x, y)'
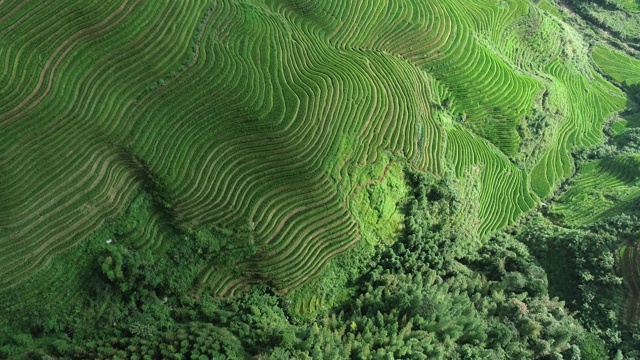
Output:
(0, 0), (627, 311)
(550, 45), (640, 225)
(593, 45), (640, 86)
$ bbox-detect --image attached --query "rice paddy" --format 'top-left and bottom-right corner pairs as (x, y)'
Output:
(0, 0), (630, 312)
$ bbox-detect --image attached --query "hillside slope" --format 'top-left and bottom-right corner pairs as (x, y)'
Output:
(0, 0), (629, 321)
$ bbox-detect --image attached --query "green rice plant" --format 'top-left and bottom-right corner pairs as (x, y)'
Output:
(592, 45), (640, 86)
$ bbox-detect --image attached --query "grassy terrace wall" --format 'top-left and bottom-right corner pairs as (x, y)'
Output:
(0, 0), (629, 310)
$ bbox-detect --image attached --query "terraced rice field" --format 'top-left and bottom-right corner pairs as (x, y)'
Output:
(592, 45), (640, 85)
(619, 243), (640, 324)
(530, 62), (626, 196)
(446, 125), (537, 235)
(550, 46), (640, 224)
(552, 155), (640, 224)
(0, 0), (629, 306)
(538, 0), (562, 18)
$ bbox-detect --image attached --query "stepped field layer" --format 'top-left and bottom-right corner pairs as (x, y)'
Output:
(550, 45), (640, 225)
(0, 0), (628, 313)
(551, 155), (640, 224)
(592, 45), (640, 86)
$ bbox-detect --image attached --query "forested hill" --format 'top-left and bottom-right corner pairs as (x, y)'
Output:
(1, 0), (640, 358)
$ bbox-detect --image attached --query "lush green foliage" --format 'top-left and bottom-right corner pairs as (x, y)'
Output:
(593, 46), (640, 87)
(2, 0), (640, 357)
